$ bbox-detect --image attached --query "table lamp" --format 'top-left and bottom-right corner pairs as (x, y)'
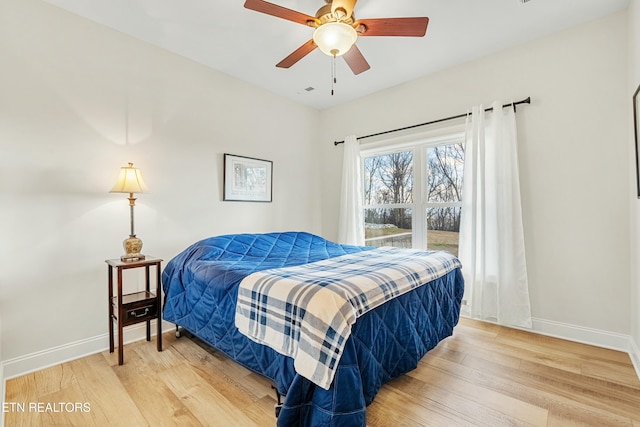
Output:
(110, 162), (149, 262)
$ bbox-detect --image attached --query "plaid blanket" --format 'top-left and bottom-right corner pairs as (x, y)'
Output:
(234, 247), (462, 389)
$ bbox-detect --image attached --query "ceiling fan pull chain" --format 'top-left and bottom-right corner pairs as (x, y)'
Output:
(331, 54), (337, 96)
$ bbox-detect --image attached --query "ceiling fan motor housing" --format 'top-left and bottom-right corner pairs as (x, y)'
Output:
(314, 3), (355, 26)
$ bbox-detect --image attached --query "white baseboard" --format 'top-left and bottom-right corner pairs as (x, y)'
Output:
(630, 337), (640, 381)
(2, 320), (174, 381)
(530, 317), (632, 353)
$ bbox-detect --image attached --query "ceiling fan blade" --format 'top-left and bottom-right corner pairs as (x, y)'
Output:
(342, 44), (370, 75)
(276, 39), (317, 68)
(244, 0), (318, 26)
(354, 17), (429, 37)
(331, 0), (358, 20)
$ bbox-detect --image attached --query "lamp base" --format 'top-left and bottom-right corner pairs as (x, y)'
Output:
(121, 235), (145, 262)
(121, 253), (146, 262)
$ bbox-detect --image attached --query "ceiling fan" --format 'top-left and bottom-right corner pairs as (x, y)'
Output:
(244, 0), (429, 75)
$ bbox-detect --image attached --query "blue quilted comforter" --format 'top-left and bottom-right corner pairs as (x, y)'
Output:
(162, 232), (464, 427)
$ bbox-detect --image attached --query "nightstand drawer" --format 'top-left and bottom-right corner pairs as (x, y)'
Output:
(124, 303), (157, 323)
(114, 291), (158, 326)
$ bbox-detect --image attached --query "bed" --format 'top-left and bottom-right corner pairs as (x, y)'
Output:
(162, 231), (464, 427)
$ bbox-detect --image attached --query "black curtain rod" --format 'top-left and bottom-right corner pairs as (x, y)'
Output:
(334, 97), (531, 146)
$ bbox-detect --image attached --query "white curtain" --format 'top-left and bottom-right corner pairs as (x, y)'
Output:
(337, 135), (365, 246)
(459, 101), (532, 328)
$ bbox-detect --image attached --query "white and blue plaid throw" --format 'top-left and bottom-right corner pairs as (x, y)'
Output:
(235, 247), (462, 389)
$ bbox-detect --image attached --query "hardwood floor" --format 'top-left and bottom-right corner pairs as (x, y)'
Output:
(5, 317), (640, 426)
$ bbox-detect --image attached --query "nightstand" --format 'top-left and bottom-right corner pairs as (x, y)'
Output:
(106, 257), (163, 365)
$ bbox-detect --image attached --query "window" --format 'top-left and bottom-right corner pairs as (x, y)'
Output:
(364, 151), (414, 248)
(425, 143), (464, 255)
(362, 133), (464, 255)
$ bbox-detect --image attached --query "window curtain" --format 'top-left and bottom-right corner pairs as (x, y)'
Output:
(337, 135), (365, 245)
(459, 101), (532, 328)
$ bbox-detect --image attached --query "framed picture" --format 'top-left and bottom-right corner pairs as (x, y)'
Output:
(223, 154), (272, 202)
(635, 84), (640, 198)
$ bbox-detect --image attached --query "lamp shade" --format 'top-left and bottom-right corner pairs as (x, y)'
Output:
(110, 162), (149, 194)
(313, 22), (357, 57)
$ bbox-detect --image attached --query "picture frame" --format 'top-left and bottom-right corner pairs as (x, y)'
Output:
(635, 84), (640, 198)
(223, 154), (273, 202)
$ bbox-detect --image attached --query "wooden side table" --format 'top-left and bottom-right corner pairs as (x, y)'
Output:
(106, 257), (163, 365)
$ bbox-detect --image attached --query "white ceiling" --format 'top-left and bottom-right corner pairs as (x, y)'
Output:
(43, 0), (628, 110)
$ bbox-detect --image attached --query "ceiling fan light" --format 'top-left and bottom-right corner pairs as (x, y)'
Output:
(313, 22), (357, 57)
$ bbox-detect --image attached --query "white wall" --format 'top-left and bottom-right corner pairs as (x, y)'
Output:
(629, 0), (640, 371)
(320, 13), (631, 340)
(0, 0), (322, 376)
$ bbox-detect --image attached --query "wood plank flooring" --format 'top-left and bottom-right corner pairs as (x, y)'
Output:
(5, 317), (640, 426)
